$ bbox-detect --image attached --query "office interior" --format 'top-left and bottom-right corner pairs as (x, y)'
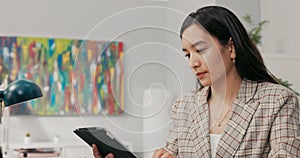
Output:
(0, 0), (299, 157)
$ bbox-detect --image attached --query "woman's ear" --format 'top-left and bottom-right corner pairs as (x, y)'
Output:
(230, 50), (236, 59)
(229, 37), (236, 59)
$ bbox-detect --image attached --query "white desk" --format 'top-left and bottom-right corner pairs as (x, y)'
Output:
(5, 141), (93, 158)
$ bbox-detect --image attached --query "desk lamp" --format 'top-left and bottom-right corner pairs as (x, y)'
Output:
(0, 79), (43, 158)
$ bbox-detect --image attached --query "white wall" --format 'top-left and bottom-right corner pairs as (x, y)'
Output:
(216, 0), (261, 30)
(260, 0), (300, 92)
(0, 0), (170, 156)
(1, 0), (300, 157)
(261, 0), (300, 55)
(263, 55), (300, 93)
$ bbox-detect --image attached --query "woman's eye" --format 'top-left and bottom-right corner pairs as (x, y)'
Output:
(184, 54), (190, 59)
(196, 49), (205, 53)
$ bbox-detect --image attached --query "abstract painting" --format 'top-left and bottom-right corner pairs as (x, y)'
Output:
(0, 36), (124, 115)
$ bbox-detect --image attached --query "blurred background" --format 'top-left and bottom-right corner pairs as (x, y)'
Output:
(0, 0), (299, 157)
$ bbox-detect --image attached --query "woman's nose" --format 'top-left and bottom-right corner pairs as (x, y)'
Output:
(189, 53), (201, 68)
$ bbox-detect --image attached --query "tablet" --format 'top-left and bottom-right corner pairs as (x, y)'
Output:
(73, 127), (137, 158)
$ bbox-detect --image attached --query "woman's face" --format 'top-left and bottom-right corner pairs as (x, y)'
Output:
(181, 24), (235, 87)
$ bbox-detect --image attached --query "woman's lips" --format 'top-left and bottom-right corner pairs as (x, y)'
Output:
(196, 71), (207, 78)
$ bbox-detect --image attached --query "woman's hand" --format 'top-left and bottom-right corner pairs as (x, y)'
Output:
(92, 144), (114, 158)
(152, 148), (175, 158)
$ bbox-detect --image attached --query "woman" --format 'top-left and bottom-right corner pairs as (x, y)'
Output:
(94, 6), (300, 158)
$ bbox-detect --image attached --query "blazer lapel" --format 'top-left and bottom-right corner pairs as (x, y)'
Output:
(216, 80), (260, 157)
(190, 87), (212, 157)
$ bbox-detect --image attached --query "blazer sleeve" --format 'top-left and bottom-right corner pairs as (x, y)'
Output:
(269, 89), (300, 157)
(165, 99), (181, 157)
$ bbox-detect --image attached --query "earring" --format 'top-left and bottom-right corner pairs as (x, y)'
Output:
(232, 58), (236, 63)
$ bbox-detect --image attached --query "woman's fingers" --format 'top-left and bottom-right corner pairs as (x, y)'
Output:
(152, 148), (175, 158)
(105, 153), (115, 158)
(92, 144), (114, 158)
(160, 152), (175, 158)
(152, 149), (163, 158)
(92, 144), (102, 158)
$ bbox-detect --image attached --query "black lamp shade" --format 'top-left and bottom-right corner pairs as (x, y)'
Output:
(1, 79), (43, 107)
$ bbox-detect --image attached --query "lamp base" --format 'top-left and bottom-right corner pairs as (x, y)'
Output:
(0, 146), (3, 158)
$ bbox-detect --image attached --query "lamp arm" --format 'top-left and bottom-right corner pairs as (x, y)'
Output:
(0, 99), (2, 158)
(0, 91), (4, 100)
(0, 89), (5, 124)
(0, 100), (2, 124)
(0, 86), (5, 124)
(1, 105), (9, 158)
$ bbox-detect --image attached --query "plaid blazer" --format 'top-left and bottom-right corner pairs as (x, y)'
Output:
(165, 79), (300, 157)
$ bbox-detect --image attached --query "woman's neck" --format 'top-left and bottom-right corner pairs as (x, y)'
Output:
(209, 73), (242, 107)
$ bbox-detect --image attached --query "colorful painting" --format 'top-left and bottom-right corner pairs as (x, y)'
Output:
(0, 36), (124, 115)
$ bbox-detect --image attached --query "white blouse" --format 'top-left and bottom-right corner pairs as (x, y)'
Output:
(210, 134), (222, 158)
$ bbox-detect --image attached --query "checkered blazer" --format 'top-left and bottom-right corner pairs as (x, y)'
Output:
(165, 79), (300, 157)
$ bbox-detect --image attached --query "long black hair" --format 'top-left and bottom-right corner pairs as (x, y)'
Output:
(180, 6), (278, 84)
